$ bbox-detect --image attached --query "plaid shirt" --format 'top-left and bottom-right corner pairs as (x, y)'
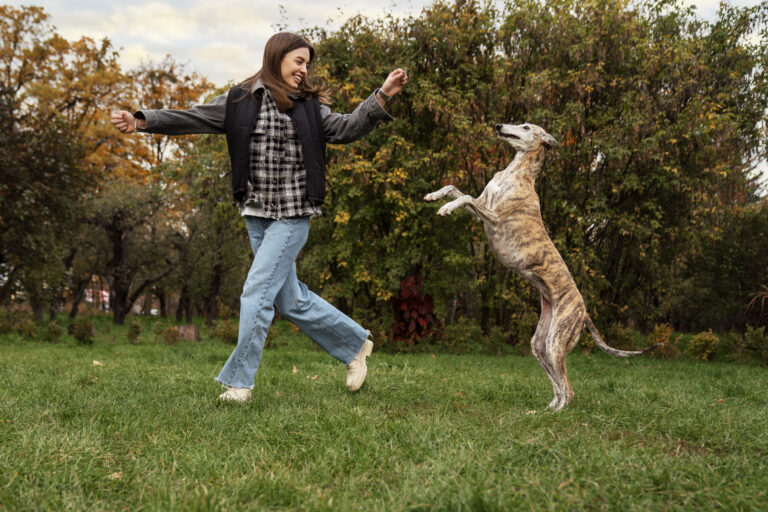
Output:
(241, 88), (321, 219)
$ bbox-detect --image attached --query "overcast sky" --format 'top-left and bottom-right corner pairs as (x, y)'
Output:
(5, 0), (763, 87)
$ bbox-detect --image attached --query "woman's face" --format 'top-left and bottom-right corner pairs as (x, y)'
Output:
(280, 47), (310, 89)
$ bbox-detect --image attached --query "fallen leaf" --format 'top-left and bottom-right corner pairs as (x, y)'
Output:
(107, 471), (123, 480)
(92, 360), (103, 366)
(274, 391), (281, 397)
(292, 365), (298, 374)
(581, 423), (588, 427)
(307, 375), (318, 380)
(431, 354), (436, 360)
(455, 392), (466, 397)
(558, 478), (574, 489)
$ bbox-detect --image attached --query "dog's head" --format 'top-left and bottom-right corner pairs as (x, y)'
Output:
(495, 123), (557, 152)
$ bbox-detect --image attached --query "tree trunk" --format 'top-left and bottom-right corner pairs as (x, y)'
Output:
(110, 287), (131, 325)
(30, 294), (45, 324)
(69, 276), (90, 319)
(203, 263), (223, 326)
(157, 288), (167, 317)
(142, 291), (152, 315)
(176, 285), (189, 323)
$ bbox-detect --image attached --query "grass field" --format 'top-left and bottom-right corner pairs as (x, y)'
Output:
(1, 319), (767, 511)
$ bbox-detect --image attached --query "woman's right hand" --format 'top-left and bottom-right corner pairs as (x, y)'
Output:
(110, 110), (145, 133)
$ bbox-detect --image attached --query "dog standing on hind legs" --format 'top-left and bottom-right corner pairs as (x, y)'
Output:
(424, 122), (659, 411)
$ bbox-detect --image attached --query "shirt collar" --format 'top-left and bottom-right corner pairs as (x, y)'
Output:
(250, 77), (266, 93)
(250, 77), (301, 100)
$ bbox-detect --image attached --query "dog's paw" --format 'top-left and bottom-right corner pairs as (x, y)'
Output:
(436, 204), (455, 216)
(423, 192), (438, 202)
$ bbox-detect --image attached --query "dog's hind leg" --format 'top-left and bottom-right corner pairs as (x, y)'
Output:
(543, 313), (584, 410)
(531, 296), (562, 409)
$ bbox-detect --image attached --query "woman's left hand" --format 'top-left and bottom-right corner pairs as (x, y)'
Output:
(381, 68), (408, 97)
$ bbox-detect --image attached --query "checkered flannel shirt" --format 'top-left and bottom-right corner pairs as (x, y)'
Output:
(241, 88), (321, 219)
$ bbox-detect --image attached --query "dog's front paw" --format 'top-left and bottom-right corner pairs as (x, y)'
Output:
(436, 204), (455, 216)
(423, 192), (439, 202)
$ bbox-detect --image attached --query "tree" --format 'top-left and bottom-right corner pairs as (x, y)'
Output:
(298, 0), (768, 344)
(0, 5), (130, 320)
(83, 178), (179, 324)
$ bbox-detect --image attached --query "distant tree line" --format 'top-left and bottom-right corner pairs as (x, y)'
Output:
(1, 1), (767, 344)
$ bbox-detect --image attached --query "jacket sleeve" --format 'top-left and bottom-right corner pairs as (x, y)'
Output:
(321, 90), (394, 144)
(134, 92), (228, 135)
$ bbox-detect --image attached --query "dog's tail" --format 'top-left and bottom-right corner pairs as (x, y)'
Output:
(585, 316), (661, 357)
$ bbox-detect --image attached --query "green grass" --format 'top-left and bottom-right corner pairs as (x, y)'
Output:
(1, 319), (767, 511)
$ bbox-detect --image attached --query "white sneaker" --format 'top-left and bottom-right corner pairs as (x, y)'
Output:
(346, 338), (373, 392)
(218, 387), (252, 402)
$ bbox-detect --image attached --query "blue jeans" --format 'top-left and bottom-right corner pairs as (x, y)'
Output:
(215, 216), (368, 389)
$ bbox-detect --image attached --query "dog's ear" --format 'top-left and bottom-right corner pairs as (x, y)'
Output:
(541, 132), (558, 149)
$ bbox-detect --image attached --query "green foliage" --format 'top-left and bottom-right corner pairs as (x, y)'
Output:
(675, 201), (768, 332)
(604, 323), (635, 351)
(299, 0), (768, 342)
(647, 323), (681, 360)
(3, 1), (768, 349)
(41, 321), (62, 343)
(158, 325), (181, 346)
(212, 318), (239, 345)
(686, 330), (720, 361)
(432, 319), (513, 355)
(126, 317), (142, 344)
(12, 318), (37, 338)
(744, 326), (768, 365)
(71, 319), (95, 345)
(438, 318), (484, 354)
(0, 311), (12, 334)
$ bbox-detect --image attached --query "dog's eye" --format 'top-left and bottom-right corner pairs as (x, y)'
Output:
(523, 125), (530, 130)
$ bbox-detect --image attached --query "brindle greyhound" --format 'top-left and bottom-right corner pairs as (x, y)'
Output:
(424, 122), (658, 410)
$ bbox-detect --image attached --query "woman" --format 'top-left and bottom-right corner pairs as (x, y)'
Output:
(111, 32), (407, 402)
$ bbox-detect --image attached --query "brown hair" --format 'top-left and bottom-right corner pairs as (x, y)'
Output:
(239, 32), (329, 111)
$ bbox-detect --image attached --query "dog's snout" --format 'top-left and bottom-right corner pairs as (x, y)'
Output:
(495, 124), (502, 131)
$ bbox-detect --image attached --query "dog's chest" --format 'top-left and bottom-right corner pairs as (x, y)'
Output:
(482, 172), (519, 210)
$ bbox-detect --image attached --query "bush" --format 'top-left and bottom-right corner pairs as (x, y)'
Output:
(152, 322), (180, 345)
(390, 275), (437, 345)
(213, 319), (239, 345)
(647, 323), (681, 360)
(436, 318), (483, 354)
(0, 311), (14, 334)
(744, 326), (768, 365)
(159, 326), (181, 345)
(13, 318), (37, 338)
(510, 311), (540, 347)
(71, 319), (95, 345)
(41, 321), (63, 343)
(686, 330), (719, 361)
(604, 323), (635, 351)
(480, 325), (513, 355)
(126, 317), (142, 344)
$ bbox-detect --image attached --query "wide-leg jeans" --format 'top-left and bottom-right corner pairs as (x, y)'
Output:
(215, 216), (368, 389)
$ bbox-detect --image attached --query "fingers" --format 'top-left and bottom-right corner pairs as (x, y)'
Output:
(391, 68), (408, 85)
(110, 110), (135, 133)
(381, 68), (408, 97)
